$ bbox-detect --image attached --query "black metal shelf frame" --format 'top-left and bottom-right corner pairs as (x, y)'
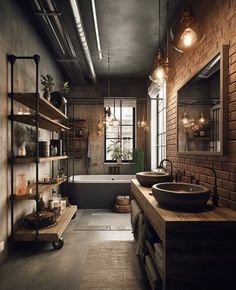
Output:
(8, 54), (69, 244)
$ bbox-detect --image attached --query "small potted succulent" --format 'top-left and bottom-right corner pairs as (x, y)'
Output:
(40, 74), (54, 101)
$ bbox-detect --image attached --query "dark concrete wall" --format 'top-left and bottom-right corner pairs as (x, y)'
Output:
(0, 0), (62, 263)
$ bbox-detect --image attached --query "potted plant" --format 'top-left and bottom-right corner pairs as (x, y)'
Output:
(107, 141), (132, 163)
(40, 74), (54, 101)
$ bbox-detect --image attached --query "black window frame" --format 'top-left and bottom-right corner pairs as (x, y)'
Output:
(104, 101), (135, 163)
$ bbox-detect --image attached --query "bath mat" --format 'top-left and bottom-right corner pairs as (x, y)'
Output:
(74, 209), (132, 231)
(79, 240), (146, 290)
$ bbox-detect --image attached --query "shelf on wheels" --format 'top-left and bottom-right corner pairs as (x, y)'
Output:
(14, 205), (77, 249)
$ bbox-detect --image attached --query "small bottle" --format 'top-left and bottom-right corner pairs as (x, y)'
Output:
(27, 180), (33, 194)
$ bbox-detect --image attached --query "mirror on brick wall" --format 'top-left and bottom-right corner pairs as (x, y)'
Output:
(177, 45), (229, 155)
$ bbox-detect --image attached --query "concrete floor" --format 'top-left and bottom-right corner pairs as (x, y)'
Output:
(0, 210), (146, 290)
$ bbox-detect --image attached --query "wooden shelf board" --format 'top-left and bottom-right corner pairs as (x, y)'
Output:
(10, 114), (70, 132)
(14, 156), (68, 164)
(14, 205), (77, 242)
(13, 179), (67, 199)
(12, 93), (68, 122)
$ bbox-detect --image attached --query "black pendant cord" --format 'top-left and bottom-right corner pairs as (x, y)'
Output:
(166, 1), (169, 58)
(158, 0), (161, 48)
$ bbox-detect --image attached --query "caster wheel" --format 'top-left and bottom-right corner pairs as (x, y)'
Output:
(52, 238), (64, 250)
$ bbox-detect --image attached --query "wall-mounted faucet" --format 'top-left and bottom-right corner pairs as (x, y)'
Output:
(159, 159), (173, 176)
(203, 166), (219, 207)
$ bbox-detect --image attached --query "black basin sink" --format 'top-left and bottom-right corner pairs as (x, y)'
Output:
(152, 182), (211, 210)
(136, 171), (173, 187)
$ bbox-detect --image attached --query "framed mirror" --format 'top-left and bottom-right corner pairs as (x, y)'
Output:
(177, 45), (228, 155)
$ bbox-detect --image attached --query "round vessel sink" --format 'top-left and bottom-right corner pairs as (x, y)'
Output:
(136, 171), (173, 187)
(152, 182), (211, 210)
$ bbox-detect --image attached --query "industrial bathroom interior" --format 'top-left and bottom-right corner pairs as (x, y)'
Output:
(0, 0), (236, 289)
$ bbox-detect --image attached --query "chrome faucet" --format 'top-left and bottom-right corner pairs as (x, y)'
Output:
(203, 166), (219, 207)
(159, 159), (173, 176)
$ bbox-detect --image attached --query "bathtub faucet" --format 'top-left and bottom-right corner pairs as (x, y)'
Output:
(159, 159), (173, 176)
(203, 166), (219, 207)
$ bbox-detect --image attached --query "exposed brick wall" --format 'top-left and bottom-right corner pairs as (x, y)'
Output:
(166, 0), (236, 210)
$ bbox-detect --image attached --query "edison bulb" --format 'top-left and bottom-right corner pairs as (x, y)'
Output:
(180, 27), (198, 48)
(198, 113), (206, 124)
(182, 112), (189, 126)
(149, 65), (167, 87)
(111, 118), (119, 128)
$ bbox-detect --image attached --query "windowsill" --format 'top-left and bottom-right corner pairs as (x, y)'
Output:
(104, 162), (134, 165)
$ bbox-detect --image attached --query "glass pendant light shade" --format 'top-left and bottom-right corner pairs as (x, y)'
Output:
(170, 0), (203, 53)
(111, 118), (119, 128)
(198, 112), (206, 124)
(179, 27), (198, 50)
(182, 112), (189, 126)
(149, 65), (167, 86)
(138, 116), (148, 128)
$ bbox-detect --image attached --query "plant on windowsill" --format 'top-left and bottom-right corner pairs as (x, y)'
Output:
(107, 141), (132, 163)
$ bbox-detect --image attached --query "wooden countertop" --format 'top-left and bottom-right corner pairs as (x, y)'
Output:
(131, 179), (236, 223)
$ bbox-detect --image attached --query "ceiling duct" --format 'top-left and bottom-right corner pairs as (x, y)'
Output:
(197, 54), (220, 79)
(69, 0), (97, 84)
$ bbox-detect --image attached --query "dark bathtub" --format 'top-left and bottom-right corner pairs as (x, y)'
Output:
(68, 175), (135, 209)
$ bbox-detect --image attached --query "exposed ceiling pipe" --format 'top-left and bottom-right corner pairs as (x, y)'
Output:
(34, 0), (66, 55)
(91, 0), (103, 60)
(69, 0), (97, 84)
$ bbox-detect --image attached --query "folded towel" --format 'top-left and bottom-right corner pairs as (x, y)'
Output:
(136, 213), (146, 255)
(131, 199), (142, 234)
(145, 255), (161, 288)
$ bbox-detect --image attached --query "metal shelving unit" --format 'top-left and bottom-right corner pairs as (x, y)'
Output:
(8, 54), (76, 250)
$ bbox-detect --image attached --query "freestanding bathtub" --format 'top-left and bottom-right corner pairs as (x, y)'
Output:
(68, 175), (135, 209)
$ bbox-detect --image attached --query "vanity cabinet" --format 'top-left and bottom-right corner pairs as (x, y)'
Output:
(131, 179), (236, 290)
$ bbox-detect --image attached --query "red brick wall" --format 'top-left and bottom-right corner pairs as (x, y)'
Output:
(166, 0), (236, 210)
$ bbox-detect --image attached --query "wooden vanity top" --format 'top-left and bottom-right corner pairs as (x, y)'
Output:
(131, 179), (236, 290)
(131, 179), (236, 223)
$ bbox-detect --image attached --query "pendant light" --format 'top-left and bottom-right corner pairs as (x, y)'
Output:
(149, 0), (167, 87)
(182, 112), (189, 126)
(101, 46), (119, 127)
(179, 0), (197, 51)
(170, 0), (203, 53)
(164, 1), (170, 75)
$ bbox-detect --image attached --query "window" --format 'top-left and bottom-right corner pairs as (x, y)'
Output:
(104, 99), (135, 162)
(157, 83), (167, 165)
(151, 83), (166, 169)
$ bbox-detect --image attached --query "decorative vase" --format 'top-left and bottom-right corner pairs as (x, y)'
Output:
(43, 88), (51, 101)
(18, 142), (26, 156)
(117, 157), (122, 164)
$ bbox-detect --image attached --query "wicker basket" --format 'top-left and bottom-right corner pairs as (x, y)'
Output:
(115, 195), (130, 206)
(114, 203), (131, 213)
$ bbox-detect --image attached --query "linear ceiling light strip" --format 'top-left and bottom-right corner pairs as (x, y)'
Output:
(69, 0), (97, 84)
(91, 0), (103, 60)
